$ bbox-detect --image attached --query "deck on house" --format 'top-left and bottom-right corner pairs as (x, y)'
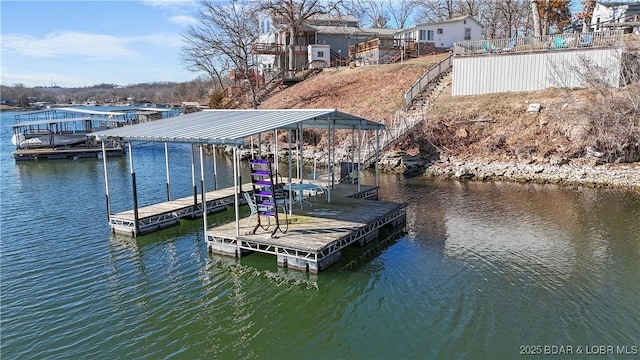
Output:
(109, 182), (254, 236)
(206, 184), (407, 273)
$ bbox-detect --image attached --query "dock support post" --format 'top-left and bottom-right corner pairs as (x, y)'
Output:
(199, 145), (207, 230)
(164, 142), (171, 201)
(287, 129), (293, 216)
(327, 117), (332, 203)
(375, 128), (380, 187)
(129, 142), (140, 236)
(213, 145), (218, 190)
(233, 146), (241, 256)
(274, 130), (279, 173)
(298, 122), (304, 182)
(357, 121), (362, 193)
(101, 141), (111, 221)
(191, 144), (197, 205)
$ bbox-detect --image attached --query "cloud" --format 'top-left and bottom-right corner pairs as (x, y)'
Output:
(1, 31), (137, 59)
(1, 30), (185, 60)
(170, 15), (198, 26)
(0, 67), (80, 88)
(142, 0), (198, 11)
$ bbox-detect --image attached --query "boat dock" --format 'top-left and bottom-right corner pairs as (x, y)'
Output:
(93, 109), (398, 272)
(206, 184), (407, 273)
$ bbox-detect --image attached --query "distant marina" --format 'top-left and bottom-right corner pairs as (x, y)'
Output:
(8, 106), (181, 161)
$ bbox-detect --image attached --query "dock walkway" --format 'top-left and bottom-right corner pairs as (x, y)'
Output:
(110, 182), (252, 236)
(206, 184), (407, 273)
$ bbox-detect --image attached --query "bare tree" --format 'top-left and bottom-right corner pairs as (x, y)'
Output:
(415, 0), (457, 22)
(346, 0), (388, 27)
(182, 0), (262, 108)
(530, 0), (541, 36)
(577, 0), (596, 33)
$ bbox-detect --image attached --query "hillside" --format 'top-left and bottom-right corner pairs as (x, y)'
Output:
(259, 54), (450, 122)
(258, 45), (640, 188)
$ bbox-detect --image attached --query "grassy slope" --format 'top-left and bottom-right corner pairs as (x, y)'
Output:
(259, 54), (450, 122)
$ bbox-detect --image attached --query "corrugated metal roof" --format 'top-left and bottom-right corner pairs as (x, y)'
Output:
(91, 109), (384, 146)
(13, 117), (128, 128)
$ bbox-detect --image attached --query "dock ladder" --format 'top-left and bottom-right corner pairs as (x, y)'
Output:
(249, 159), (287, 238)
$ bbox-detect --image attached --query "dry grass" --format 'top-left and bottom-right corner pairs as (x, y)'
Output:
(259, 53), (450, 122)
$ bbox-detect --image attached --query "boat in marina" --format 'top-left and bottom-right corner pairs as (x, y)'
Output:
(11, 107), (129, 161)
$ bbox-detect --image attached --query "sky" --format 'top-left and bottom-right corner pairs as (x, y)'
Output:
(1, 0), (201, 88)
(1, 0), (588, 89)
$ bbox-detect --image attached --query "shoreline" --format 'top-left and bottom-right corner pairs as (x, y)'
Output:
(423, 158), (640, 190)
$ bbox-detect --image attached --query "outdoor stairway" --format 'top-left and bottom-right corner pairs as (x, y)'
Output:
(340, 54), (453, 177)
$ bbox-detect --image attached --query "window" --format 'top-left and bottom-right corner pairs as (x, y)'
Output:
(464, 28), (471, 40)
(427, 30), (434, 41)
(437, 28), (443, 34)
(317, 51), (324, 58)
(419, 29), (426, 41)
(464, 20), (467, 24)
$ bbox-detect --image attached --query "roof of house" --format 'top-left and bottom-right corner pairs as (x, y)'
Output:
(310, 25), (397, 38)
(91, 109), (384, 146)
(597, 1), (640, 7)
(399, 15), (484, 32)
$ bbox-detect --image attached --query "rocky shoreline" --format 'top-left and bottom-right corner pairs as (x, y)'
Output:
(220, 145), (640, 191)
(423, 158), (640, 190)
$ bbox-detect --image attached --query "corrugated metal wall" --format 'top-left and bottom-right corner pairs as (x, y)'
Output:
(451, 48), (622, 96)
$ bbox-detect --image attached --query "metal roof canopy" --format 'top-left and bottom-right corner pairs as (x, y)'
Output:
(13, 116), (128, 128)
(92, 109), (384, 146)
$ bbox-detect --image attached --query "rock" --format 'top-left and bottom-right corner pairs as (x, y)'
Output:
(550, 155), (569, 166)
(527, 103), (542, 112)
(455, 166), (473, 179)
(455, 128), (469, 138)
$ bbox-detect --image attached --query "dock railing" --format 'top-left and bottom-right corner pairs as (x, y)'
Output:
(403, 53), (452, 109)
(454, 30), (623, 56)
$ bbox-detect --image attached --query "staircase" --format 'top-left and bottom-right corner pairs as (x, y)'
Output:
(338, 54), (454, 178)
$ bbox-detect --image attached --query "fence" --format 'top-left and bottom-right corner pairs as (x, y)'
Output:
(453, 30), (623, 56)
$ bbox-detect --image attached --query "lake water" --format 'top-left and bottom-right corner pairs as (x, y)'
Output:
(1, 109), (639, 359)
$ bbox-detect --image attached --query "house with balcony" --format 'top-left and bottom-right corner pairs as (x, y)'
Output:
(252, 14), (396, 75)
(592, 1), (640, 35)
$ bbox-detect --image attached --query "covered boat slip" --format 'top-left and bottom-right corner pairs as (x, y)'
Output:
(12, 116), (128, 160)
(93, 109), (406, 272)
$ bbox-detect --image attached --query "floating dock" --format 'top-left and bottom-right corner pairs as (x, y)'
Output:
(13, 146), (125, 161)
(206, 184), (407, 273)
(109, 183), (253, 236)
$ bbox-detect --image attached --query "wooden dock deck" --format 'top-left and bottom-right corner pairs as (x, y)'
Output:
(109, 182), (253, 236)
(206, 184), (407, 273)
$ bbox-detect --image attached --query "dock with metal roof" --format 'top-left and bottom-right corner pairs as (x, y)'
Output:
(92, 109), (407, 272)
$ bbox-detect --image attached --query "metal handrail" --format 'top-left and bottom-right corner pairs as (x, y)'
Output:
(403, 54), (453, 109)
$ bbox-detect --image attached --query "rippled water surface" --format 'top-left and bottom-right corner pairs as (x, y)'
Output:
(1, 110), (639, 358)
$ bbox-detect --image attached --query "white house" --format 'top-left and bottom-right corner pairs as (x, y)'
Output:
(396, 15), (484, 51)
(592, 1), (640, 35)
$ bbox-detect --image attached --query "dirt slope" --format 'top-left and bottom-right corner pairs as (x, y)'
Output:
(259, 54), (450, 122)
